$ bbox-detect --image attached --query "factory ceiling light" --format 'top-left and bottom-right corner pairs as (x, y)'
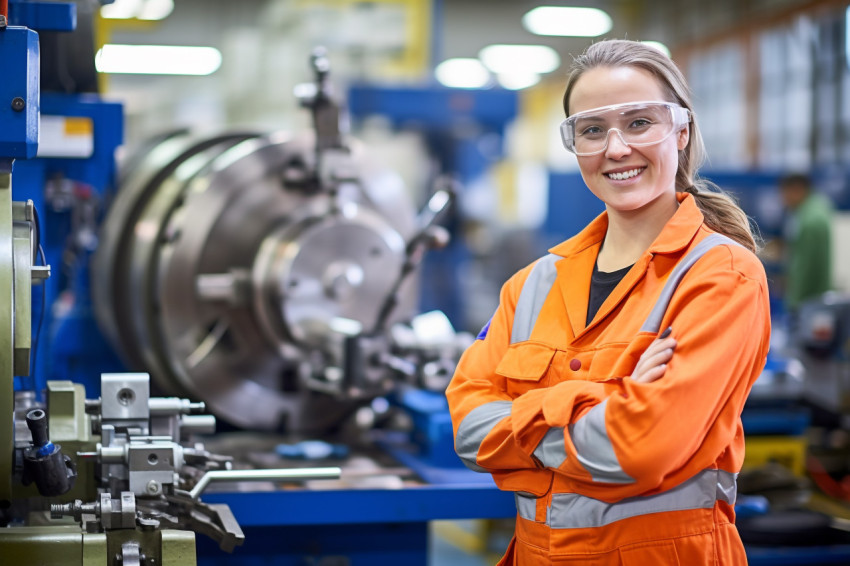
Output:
(497, 72), (541, 90)
(522, 6), (612, 37)
(479, 44), (560, 75)
(95, 45), (222, 75)
(101, 0), (174, 21)
(435, 58), (491, 88)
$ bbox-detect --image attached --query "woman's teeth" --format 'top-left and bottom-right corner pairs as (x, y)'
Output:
(607, 168), (642, 180)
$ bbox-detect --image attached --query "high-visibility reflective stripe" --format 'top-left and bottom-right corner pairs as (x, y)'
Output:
(515, 491), (537, 520)
(569, 399), (634, 483)
(455, 401), (512, 472)
(515, 469), (737, 528)
(511, 254), (559, 343)
(641, 233), (740, 333)
(532, 427), (567, 469)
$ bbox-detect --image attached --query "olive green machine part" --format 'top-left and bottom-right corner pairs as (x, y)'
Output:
(0, 170), (16, 505)
(0, 169), (39, 505)
(0, 526), (196, 565)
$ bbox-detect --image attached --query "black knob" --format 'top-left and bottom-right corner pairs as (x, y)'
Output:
(26, 409), (49, 448)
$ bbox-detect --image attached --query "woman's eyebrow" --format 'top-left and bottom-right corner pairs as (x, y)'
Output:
(574, 112), (606, 124)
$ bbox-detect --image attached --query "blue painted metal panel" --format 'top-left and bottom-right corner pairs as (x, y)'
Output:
(348, 84), (518, 136)
(747, 545), (850, 565)
(11, 94), (125, 399)
(8, 0), (76, 31)
(196, 523), (429, 566)
(202, 484), (515, 527)
(0, 26), (39, 159)
(545, 172), (605, 246)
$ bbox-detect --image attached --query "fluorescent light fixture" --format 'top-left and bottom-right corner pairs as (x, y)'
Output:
(497, 72), (541, 90)
(479, 44), (560, 75)
(138, 0), (174, 20)
(101, 0), (174, 20)
(523, 6), (612, 37)
(435, 58), (490, 89)
(95, 44), (222, 75)
(641, 41), (671, 57)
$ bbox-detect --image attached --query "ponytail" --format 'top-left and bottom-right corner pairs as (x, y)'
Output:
(681, 182), (762, 254)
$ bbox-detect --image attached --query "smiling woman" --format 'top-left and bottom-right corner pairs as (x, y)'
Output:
(446, 39), (771, 566)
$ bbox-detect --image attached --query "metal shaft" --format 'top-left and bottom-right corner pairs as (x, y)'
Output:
(189, 467), (341, 500)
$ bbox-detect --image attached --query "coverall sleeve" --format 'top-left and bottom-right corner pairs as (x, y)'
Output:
(521, 246), (771, 501)
(447, 263), (609, 495)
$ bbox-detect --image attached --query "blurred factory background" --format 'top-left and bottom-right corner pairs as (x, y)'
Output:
(3, 0), (850, 565)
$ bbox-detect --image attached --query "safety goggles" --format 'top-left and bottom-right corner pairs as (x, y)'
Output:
(560, 101), (691, 156)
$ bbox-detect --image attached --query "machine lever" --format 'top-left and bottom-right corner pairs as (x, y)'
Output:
(188, 467), (341, 500)
(370, 180), (457, 335)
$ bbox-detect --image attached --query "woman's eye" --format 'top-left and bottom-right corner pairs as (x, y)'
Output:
(629, 118), (652, 129)
(580, 125), (605, 137)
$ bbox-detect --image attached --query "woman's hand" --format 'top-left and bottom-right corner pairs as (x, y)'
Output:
(630, 327), (677, 384)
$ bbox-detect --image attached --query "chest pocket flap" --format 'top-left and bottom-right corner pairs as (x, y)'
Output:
(495, 342), (556, 382)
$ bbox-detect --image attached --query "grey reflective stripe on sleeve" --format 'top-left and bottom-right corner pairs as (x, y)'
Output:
(532, 427), (567, 469)
(515, 492), (537, 520)
(568, 399), (634, 484)
(455, 401), (512, 472)
(516, 468), (738, 528)
(641, 233), (741, 333)
(511, 254), (559, 343)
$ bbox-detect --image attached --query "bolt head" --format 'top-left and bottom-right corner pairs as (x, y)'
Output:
(11, 97), (25, 112)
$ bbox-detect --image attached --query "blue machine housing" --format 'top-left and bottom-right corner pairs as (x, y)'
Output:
(12, 93), (125, 398)
(0, 26), (39, 160)
(7, 0), (76, 31)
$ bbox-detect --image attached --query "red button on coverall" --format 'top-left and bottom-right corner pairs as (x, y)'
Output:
(446, 193), (770, 565)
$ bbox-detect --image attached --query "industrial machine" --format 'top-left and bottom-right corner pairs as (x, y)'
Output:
(90, 46), (464, 433)
(1, 2), (515, 565)
(791, 293), (850, 416)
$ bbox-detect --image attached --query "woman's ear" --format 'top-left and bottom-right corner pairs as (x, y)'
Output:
(677, 126), (690, 151)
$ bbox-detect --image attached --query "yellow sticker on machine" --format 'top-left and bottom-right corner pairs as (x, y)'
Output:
(62, 117), (93, 136)
(37, 116), (94, 158)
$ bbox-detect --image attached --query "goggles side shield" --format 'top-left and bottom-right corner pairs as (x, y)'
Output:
(560, 101), (691, 156)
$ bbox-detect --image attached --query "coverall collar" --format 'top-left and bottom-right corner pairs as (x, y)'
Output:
(548, 192), (704, 258)
(547, 192), (705, 339)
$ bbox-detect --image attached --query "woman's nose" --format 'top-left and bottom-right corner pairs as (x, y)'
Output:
(604, 129), (632, 158)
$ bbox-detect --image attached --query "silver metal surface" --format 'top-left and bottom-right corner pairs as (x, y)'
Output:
(94, 129), (419, 431)
(99, 491), (136, 529)
(121, 541), (142, 566)
(188, 467), (342, 500)
(100, 373), (151, 432)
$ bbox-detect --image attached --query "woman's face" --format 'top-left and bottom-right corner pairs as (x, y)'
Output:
(568, 66), (689, 213)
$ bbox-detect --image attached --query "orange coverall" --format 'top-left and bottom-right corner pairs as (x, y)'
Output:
(447, 193), (771, 565)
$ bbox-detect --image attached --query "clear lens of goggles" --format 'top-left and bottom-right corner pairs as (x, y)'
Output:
(560, 101), (691, 156)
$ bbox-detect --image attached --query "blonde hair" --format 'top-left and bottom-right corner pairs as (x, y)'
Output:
(563, 39), (761, 253)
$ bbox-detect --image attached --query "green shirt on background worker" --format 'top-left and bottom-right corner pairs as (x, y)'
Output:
(780, 173), (834, 311)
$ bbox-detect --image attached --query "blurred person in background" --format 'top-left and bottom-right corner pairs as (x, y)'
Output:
(447, 39), (770, 565)
(779, 172), (833, 312)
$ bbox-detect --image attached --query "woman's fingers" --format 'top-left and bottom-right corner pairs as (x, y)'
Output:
(630, 334), (677, 384)
(634, 363), (668, 384)
(633, 348), (674, 383)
